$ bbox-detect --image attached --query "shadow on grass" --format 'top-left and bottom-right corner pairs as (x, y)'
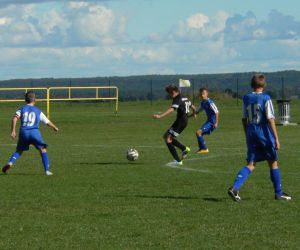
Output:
(78, 162), (144, 166)
(203, 197), (252, 202)
(106, 194), (199, 200)
(1, 173), (40, 176)
(202, 197), (226, 202)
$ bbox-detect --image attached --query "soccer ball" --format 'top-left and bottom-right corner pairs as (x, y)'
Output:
(127, 148), (139, 161)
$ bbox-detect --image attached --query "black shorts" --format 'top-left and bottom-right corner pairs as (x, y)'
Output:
(167, 120), (187, 137)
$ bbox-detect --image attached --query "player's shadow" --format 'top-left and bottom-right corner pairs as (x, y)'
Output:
(202, 197), (226, 202)
(109, 194), (198, 200)
(1, 173), (40, 176)
(202, 197), (251, 202)
(78, 162), (144, 166)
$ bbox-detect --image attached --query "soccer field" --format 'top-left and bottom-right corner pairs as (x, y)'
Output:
(0, 100), (299, 249)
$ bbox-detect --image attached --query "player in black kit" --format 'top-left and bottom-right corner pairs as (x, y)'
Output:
(153, 85), (196, 166)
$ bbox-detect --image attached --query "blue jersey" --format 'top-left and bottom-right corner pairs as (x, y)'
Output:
(243, 92), (275, 139)
(15, 105), (49, 151)
(197, 98), (219, 124)
(243, 92), (277, 162)
(16, 105), (49, 131)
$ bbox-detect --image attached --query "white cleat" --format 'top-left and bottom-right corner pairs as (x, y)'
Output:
(166, 160), (183, 168)
(46, 171), (53, 176)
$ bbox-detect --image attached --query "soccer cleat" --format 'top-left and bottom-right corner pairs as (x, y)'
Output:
(228, 187), (241, 202)
(275, 192), (292, 201)
(45, 170), (53, 176)
(2, 164), (12, 174)
(182, 147), (191, 160)
(196, 148), (209, 154)
(166, 160), (183, 167)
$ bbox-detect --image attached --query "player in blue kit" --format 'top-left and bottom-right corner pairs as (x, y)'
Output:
(228, 74), (292, 201)
(2, 91), (59, 176)
(195, 88), (219, 153)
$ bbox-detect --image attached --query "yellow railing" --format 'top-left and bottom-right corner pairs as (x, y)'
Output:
(0, 86), (119, 118)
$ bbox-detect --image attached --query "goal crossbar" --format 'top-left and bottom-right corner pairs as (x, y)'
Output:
(0, 86), (119, 118)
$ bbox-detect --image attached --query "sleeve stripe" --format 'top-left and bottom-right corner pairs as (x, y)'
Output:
(210, 103), (219, 113)
(265, 100), (275, 119)
(172, 104), (179, 108)
(40, 112), (50, 124)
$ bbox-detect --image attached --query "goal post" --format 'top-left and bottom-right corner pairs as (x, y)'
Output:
(0, 86), (119, 118)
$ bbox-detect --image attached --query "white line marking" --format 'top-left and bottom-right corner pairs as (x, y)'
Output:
(163, 164), (212, 173)
(72, 144), (245, 151)
(72, 144), (165, 149)
(185, 152), (245, 162)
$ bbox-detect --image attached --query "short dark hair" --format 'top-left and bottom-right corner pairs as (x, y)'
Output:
(165, 85), (180, 94)
(199, 87), (208, 94)
(25, 91), (36, 103)
(251, 74), (266, 89)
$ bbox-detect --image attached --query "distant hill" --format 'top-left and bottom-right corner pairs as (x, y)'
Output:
(0, 70), (299, 101)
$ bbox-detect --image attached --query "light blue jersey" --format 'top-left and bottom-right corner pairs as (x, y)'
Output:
(15, 105), (50, 151)
(243, 92), (277, 162)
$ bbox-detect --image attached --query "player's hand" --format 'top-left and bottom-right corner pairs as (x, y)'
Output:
(275, 140), (280, 150)
(213, 123), (218, 128)
(53, 127), (59, 132)
(153, 114), (161, 119)
(11, 131), (17, 140)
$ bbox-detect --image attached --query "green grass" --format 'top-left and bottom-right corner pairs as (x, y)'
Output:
(0, 99), (299, 249)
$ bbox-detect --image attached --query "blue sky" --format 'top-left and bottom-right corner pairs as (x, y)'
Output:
(0, 0), (300, 79)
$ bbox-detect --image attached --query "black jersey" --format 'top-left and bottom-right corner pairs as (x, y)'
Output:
(171, 95), (192, 122)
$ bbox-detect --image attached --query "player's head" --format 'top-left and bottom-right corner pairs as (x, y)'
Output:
(25, 91), (36, 104)
(251, 74), (266, 90)
(199, 87), (209, 100)
(165, 85), (180, 98)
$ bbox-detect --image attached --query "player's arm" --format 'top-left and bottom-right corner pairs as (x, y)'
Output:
(265, 99), (279, 150)
(214, 112), (219, 128)
(195, 105), (203, 115)
(191, 104), (197, 118)
(268, 118), (280, 150)
(210, 102), (219, 128)
(40, 113), (59, 132)
(153, 107), (174, 119)
(242, 102), (248, 136)
(47, 121), (59, 132)
(11, 115), (19, 140)
(242, 118), (248, 136)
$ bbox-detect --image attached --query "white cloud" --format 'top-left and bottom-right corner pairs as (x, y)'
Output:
(0, 2), (128, 47)
(187, 13), (209, 29)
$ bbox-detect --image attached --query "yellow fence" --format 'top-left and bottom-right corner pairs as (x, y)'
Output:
(0, 86), (119, 118)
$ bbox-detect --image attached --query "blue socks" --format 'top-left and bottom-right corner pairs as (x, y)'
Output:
(270, 168), (282, 196)
(41, 152), (50, 172)
(9, 152), (21, 165)
(197, 136), (207, 149)
(233, 166), (252, 191)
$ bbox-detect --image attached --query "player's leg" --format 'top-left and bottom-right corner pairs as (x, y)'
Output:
(228, 162), (255, 202)
(32, 130), (52, 175)
(196, 129), (209, 153)
(38, 147), (53, 176)
(170, 122), (190, 159)
(163, 132), (182, 165)
(268, 160), (291, 200)
(2, 150), (23, 173)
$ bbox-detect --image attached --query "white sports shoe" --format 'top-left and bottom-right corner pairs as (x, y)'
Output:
(166, 160), (183, 167)
(46, 171), (53, 176)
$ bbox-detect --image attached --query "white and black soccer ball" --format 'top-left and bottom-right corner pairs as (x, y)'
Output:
(127, 148), (139, 161)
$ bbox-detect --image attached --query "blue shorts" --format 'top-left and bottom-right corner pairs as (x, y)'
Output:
(246, 139), (278, 163)
(200, 122), (215, 135)
(17, 129), (48, 152)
